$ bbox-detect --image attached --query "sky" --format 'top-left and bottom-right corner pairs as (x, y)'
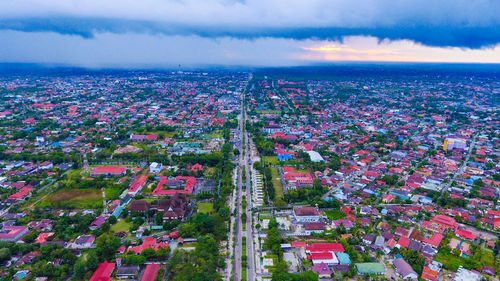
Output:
(1, 0), (500, 67)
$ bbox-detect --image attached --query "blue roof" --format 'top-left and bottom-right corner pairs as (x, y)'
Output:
(336, 252), (351, 264)
(112, 205), (124, 218)
(277, 154), (292, 161)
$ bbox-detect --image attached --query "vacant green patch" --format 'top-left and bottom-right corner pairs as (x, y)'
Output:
(111, 219), (132, 233)
(41, 189), (102, 209)
(435, 249), (463, 271)
(257, 110), (281, 114)
(203, 167), (216, 178)
(198, 202), (214, 214)
(104, 186), (124, 201)
(262, 156), (279, 165)
(204, 133), (222, 139)
(324, 209), (346, 221)
(270, 167), (284, 200)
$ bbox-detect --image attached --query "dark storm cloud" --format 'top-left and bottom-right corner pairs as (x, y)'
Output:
(0, 0), (499, 48)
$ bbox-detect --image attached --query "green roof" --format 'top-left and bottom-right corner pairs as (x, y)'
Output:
(355, 262), (385, 274)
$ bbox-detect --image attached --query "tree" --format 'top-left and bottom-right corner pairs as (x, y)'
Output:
(155, 247), (170, 258)
(87, 250), (99, 271)
(95, 233), (120, 261)
(108, 216), (117, 225)
(142, 248), (156, 259)
(0, 248), (11, 262)
(22, 230), (39, 243)
(155, 212), (163, 225)
(73, 260), (87, 280)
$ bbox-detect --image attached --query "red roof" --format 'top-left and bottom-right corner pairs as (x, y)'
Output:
(91, 166), (127, 175)
(306, 243), (344, 253)
(152, 176), (195, 196)
(308, 252), (333, 260)
(90, 261), (115, 281)
(291, 241), (306, 248)
(141, 263), (161, 281)
(423, 233), (443, 247)
(128, 176), (147, 194)
(431, 214), (458, 230)
(398, 236), (410, 248)
(9, 186), (33, 199)
(454, 229), (476, 240)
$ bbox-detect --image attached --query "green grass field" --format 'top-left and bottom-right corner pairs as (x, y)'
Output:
(40, 189), (102, 209)
(257, 110), (281, 114)
(111, 219), (132, 232)
(104, 186), (124, 201)
(262, 156), (279, 165)
(198, 202), (214, 214)
(324, 209), (346, 220)
(270, 167), (284, 200)
(435, 249), (463, 271)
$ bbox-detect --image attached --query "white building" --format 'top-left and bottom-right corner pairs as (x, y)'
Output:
(149, 162), (163, 173)
(307, 151), (324, 162)
(293, 207), (321, 223)
(453, 266), (481, 281)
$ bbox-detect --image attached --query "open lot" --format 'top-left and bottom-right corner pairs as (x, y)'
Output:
(40, 189), (102, 209)
(262, 156), (279, 165)
(270, 167), (284, 200)
(111, 219), (132, 232)
(198, 202), (214, 214)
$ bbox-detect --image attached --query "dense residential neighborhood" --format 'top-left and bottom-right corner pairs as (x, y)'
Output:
(0, 66), (498, 281)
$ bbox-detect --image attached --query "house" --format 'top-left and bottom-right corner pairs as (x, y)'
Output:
(128, 176), (147, 197)
(130, 134), (157, 141)
(454, 229), (476, 241)
(152, 176), (196, 196)
(332, 219), (353, 230)
(152, 193), (191, 221)
(116, 265), (139, 279)
(149, 162), (163, 173)
(128, 237), (168, 254)
(398, 236), (410, 248)
(362, 234), (375, 245)
(307, 252), (339, 265)
(128, 200), (151, 212)
(90, 216), (106, 230)
(72, 235), (95, 249)
(453, 266), (480, 281)
(90, 261), (116, 281)
(431, 214), (458, 230)
(395, 227), (409, 237)
(27, 219), (53, 232)
(422, 264), (440, 281)
(90, 166), (127, 177)
(0, 225), (29, 242)
(293, 207), (320, 222)
(304, 222), (325, 235)
(423, 233), (443, 248)
(306, 243), (345, 253)
(311, 263), (331, 278)
(393, 258), (418, 279)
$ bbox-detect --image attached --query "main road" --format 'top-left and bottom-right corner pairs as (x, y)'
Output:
(233, 92), (256, 281)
